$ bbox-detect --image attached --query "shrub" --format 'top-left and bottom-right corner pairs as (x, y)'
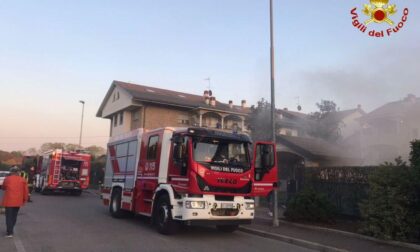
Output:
(360, 156), (420, 242)
(284, 188), (336, 223)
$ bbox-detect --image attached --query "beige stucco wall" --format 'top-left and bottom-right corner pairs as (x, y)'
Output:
(110, 111), (132, 137)
(102, 86), (133, 118)
(144, 105), (191, 129)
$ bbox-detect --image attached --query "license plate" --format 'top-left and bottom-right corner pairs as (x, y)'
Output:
(221, 203), (236, 209)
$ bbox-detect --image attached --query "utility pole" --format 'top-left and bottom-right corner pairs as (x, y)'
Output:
(79, 100), (85, 148)
(270, 0), (279, 227)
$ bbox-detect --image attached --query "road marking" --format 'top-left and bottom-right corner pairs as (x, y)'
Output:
(13, 236), (26, 252)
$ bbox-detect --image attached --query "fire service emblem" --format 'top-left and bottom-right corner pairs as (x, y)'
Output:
(363, 0), (396, 25)
(350, 0), (409, 37)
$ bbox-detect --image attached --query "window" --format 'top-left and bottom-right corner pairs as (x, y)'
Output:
(193, 137), (250, 169)
(132, 110), (140, 121)
(119, 112), (124, 125)
(173, 136), (189, 176)
(113, 114), (118, 127)
(127, 141), (138, 172)
(116, 92), (120, 100)
(177, 115), (190, 125)
(114, 141), (138, 173)
(147, 136), (159, 160)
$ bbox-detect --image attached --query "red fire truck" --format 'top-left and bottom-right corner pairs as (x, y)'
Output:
(101, 127), (277, 234)
(34, 149), (91, 196)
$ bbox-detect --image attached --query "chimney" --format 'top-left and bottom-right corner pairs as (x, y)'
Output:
(241, 100), (246, 108)
(357, 104), (362, 110)
(229, 100), (233, 109)
(204, 96), (210, 105)
(203, 90), (209, 98)
(210, 97), (216, 107)
(404, 94), (416, 103)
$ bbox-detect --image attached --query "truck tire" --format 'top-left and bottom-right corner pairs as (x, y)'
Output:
(155, 194), (177, 235)
(216, 225), (238, 233)
(110, 189), (124, 218)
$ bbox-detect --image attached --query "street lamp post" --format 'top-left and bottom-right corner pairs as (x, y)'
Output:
(270, 0), (279, 227)
(79, 100), (85, 148)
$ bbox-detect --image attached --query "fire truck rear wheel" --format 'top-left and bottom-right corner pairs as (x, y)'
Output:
(216, 225), (238, 233)
(155, 194), (177, 235)
(110, 189), (124, 218)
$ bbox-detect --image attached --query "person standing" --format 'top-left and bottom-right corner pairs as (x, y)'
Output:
(20, 169), (32, 202)
(1, 166), (29, 237)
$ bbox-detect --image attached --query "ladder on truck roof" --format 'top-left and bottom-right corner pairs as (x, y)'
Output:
(52, 150), (62, 185)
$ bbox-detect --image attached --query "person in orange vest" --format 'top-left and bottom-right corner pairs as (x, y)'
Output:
(1, 166), (29, 237)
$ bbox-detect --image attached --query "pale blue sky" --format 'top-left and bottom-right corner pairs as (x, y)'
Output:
(0, 0), (419, 151)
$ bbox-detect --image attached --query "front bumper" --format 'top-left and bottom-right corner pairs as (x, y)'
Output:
(172, 195), (254, 222)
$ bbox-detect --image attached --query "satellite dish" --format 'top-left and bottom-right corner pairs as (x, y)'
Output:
(297, 105), (302, 111)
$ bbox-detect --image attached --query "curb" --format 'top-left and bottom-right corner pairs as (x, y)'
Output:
(255, 216), (420, 251)
(239, 226), (348, 252)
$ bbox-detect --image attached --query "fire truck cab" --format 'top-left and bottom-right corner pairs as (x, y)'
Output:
(102, 127), (277, 234)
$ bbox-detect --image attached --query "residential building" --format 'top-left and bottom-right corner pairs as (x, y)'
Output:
(357, 94), (420, 164)
(96, 81), (250, 137)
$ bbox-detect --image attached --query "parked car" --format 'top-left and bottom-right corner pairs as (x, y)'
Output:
(0, 171), (10, 188)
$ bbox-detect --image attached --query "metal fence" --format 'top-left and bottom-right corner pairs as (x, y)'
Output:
(300, 166), (378, 217)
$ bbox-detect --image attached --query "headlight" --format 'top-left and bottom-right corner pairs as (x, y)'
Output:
(245, 202), (255, 210)
(185, 201), (206, 209)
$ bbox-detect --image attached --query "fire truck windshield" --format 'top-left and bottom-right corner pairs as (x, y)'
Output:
(193, 137), (250, 169)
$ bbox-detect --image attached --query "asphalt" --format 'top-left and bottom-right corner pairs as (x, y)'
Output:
(249, 207), (420, 252)
(2, 190), (418, 252)
(0, 191), (314, 252)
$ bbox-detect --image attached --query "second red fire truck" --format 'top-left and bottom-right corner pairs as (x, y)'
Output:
(34, 149), (91, 195)
(101, 127), (277, 234)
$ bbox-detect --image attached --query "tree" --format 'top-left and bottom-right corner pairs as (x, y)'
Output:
(39, 142), (66, 153)
(307, 100), (341, 142)
(24, 148), (38, 156)
(85, 145), (106, 158)
(64, 143), (82, 151)
(360, 154), (420, 242)
(90, 155), (106, 187)
(248, 98), (278, 142)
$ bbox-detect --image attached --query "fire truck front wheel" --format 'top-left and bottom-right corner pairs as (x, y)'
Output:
(110, 189), (124, 218)
(155, 194), (178, 235)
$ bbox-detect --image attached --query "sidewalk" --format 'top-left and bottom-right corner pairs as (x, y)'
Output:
(239, 207), (420, 252)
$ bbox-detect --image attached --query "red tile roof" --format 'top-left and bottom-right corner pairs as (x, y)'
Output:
(115, 81), (250, 114)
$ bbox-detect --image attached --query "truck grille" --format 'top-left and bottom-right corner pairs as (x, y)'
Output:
(197, 175), (252, 194)
(211, 208), (239, 216)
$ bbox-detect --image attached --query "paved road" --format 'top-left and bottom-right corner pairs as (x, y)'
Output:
(0, 191), (314, 252)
